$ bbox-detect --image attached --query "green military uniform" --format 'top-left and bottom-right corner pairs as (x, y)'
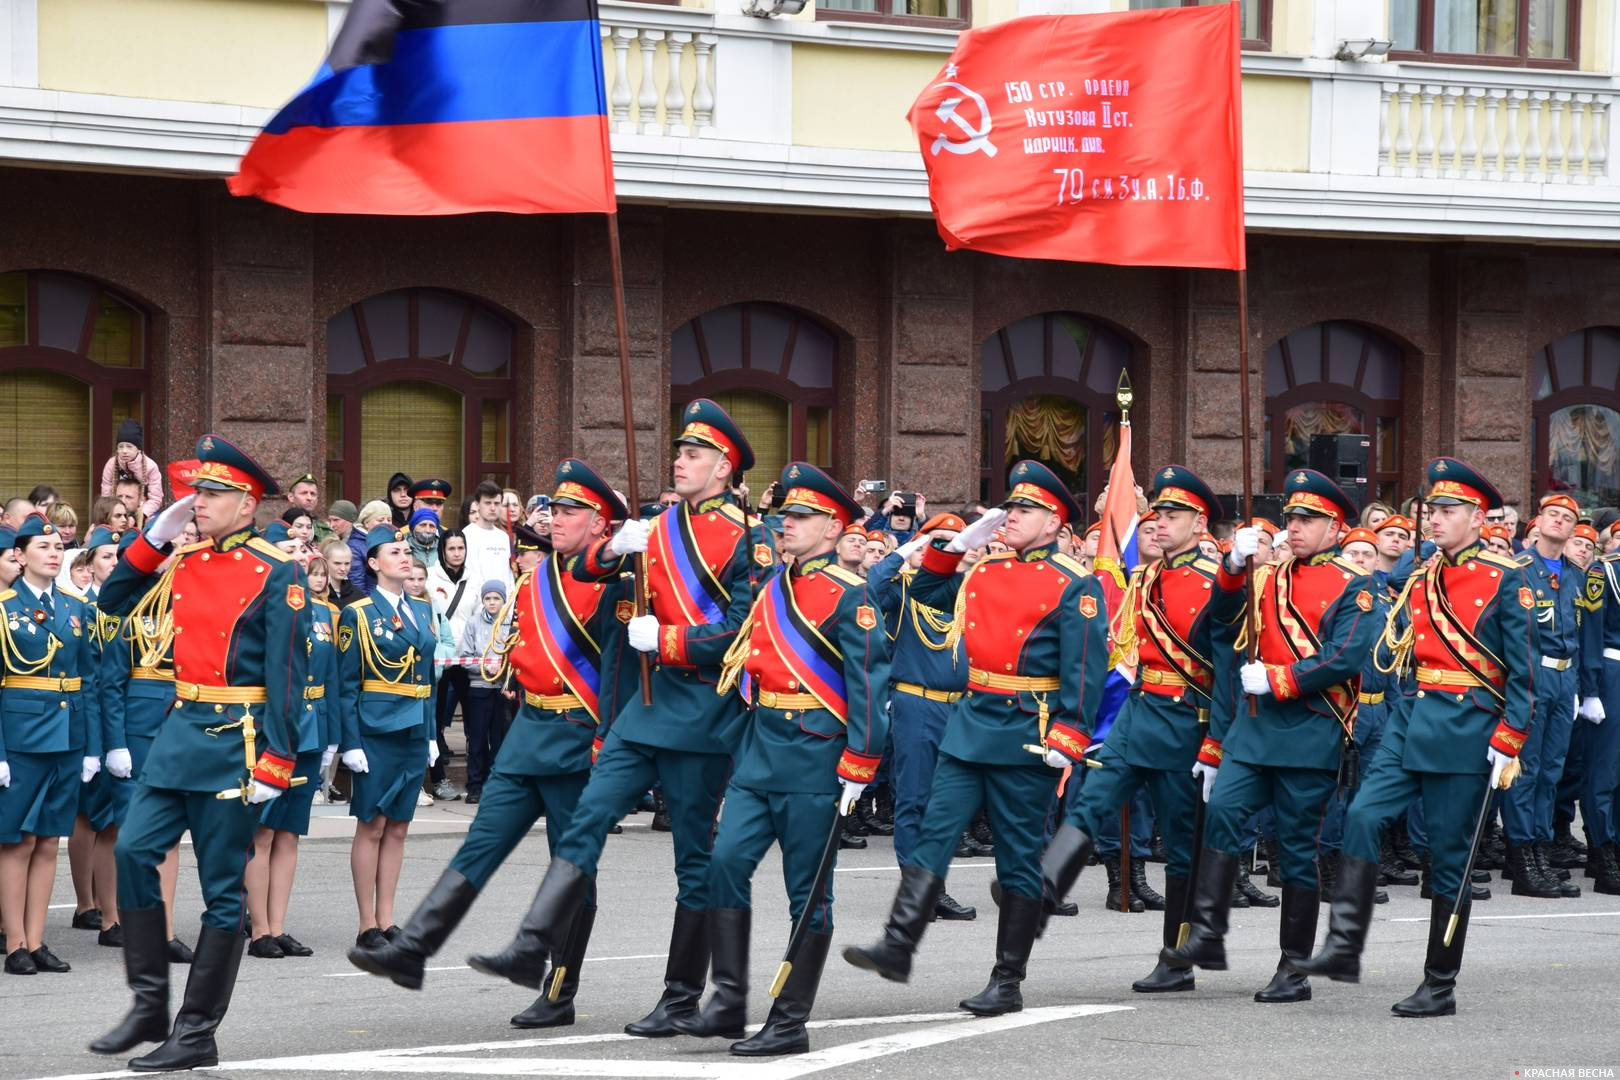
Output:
(845, 460), (1109, 1018)
(675, 463), (890, 1056)
(1296, 457), (1538, 1018)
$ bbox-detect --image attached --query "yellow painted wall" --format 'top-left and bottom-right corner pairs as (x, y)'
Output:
(792, 44), (946, 151)
(38, 0), (326, 108)
(1240, 75), (1309, 171)
(1580, 0), (1613, 72)
(1270, 0), (1311, 55)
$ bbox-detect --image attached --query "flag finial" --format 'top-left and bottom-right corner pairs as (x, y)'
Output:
(1115, 370), (1134, 420)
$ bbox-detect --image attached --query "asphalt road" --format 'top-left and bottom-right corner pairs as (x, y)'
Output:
(3, 811), (1617, 1080)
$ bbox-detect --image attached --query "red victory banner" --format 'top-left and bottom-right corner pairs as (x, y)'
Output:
(907, 2), (1244, 270)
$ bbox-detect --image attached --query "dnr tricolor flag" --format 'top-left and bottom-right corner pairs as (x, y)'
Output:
(229, 0), (615, 216)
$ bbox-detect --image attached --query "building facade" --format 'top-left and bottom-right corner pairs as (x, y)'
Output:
(2, 0), (1618, 518)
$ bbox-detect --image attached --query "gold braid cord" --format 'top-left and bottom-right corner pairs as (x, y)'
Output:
(909, 599), (954, 652)
(1109, 568), (1143, 669)
(357, 609), (416, 685)
(122, 557), (182, 670)
(944, 579), (970, 660)
(0, 608), (60, 677)
(479, 573), (525, 685)
(1373, 560), (1429, 678)
(716, 602), (759, 698)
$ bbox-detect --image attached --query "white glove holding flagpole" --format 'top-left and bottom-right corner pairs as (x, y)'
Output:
(1227, 526), (1262, 572)
(608, 518), (650, 557)
(628, 615), (660, 654)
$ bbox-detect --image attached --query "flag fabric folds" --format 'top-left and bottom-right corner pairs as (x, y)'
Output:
(1090, 417), (1140, 742)
(230, 0), (616, 216)
(907, 3), (1245, 270)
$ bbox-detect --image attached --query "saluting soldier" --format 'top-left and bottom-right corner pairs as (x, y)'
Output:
(673, 464), (889, 1056)
(866, 511), (977, 920)
(1296, 458), (1538, 1015)
(338, 525), (438, 949)
(91, 435), (306, 1070)
(1034, 466), (1243, 994)
(1499, 492), (1583, 898)
(348, 459), (632, 1031)
(1, 513), (102, 975)
(843, 460), (1108, 1018)
(469, 399), (763, 1039)
(1163, 469), (1377, 1005)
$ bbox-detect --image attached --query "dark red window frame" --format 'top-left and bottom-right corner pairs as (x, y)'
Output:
(1389, 0), (1580, 69)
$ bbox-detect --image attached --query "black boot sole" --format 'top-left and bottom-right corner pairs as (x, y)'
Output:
(89, 1018), (170, 1056)
(346, 946), (425, 990)
(959, 996), (1022, 1017)
(510, 1003), (575, 1028)
(842, 946), (909, 983)
(466, 953), (544, 990)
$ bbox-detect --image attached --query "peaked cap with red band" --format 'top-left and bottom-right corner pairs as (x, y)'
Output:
(1425, 457), (1503, 511)
(778, 462), (862, 527)
(1148, 464), (1224, 520)
(191, 433), (280, 500)
(1003, 459), (1082, 525)
(551, 458), (629, 522)
(1280, 468), (1358, 524)
(674, 397), (756, 473)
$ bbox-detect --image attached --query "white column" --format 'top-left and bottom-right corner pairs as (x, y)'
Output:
(637, 29), (664, 135)
(1, 0), (40, 88)
(665, 32), (691, 138)
(611, 27), (636, 135)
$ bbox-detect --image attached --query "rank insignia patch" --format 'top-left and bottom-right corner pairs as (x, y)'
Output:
(856, 605), (877, 630)
(1590, 576), (1605, 603)
(1356, 591), (1373, 612)
(616, 600), (634, 623)
(754, 543), (772, 567)
(286, 584), (306, 611)
(1519, 587), (1534, 609)
(338, 625), (353, 652)
(1079, 595), (1098, 619)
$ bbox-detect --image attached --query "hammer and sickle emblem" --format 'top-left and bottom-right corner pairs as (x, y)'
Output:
(929, 82), (997, 158)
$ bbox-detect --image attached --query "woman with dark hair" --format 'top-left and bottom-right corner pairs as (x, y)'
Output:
(89, 496), (132, 536)
(425, 530), (471, 801)
(280, 505), (315, 546)
(26, 486), (58, 516)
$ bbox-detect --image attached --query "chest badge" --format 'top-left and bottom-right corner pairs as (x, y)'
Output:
(286, 584), (306, 611)
(1079, 595), (1098, 619)
(1356, 591), (1373, 612)
(754, 543), (772, 567)
(855, 605), (877, 631)
(1518, 586), (1534, 610)
(616, 600), (634, 624)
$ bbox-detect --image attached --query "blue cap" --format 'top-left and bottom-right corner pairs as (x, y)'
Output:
(673, 398), (755, 473)
(1149, 465), (1224, 520)
(0, 524), (16, 550)
(409, 507), (441, 530)
(1281, 468), (1358, 523)
(480, 579), (508, 599)
(1003, 460), (1083, 525)
(777, 462), (863, 524)
(552, 459), (630, 522)
(84, 526), (123, 551)
(365, 523), (410, 554)
(264, 520), (293, 544)
(193, 433), (280, 498)
(14, 513), (56, 546)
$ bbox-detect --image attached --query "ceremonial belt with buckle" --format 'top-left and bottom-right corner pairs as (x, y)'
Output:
(967, 667), (1060, 694)
(174, 681), (266, 704)
(130, 667), (173, 682)
(1358, 691), (1385, 706)
(524, 690), (583, 711)
(303, 685), (326, 700)
(755, 689), (822, 710)
(1539, 655), (1573, 672)
(362, 680), (431, 699)
(1, 675), (82, 692)
(1415, 666), (1484, 691)
(895, 682), (962, 704)
(1140, 668), (1190, 687)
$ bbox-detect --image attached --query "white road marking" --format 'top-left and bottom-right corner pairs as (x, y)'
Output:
(833, 860), (995, 873)
(323, 952), (668, 978)
(1388, 909), (1620, 922)
(24, 1004), (1130, 1080)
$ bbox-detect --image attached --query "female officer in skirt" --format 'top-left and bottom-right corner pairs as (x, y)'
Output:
(1, 514), (102, 973)
(246, 544), (341, 957)
(67, 525), (124, 945)
(339, 526), (437, 948)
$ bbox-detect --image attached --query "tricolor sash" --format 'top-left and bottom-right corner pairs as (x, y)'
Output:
(648, 502), (731, 626)
(526, 555), (603, 722)
(1272, 560), (1358, 735)
(749, 570), (849, 723)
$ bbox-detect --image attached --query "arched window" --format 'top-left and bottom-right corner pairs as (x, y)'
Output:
(1264, 321), (1405, 503)
(670, 303), (837, 487)
(979, 313), (1131, 509)
(0, 270), (150, 515)
(1531, 327), (1620, 508)
(325, 289), (516, 524)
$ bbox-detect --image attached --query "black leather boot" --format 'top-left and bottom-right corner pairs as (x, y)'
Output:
(625, 904), (710, 1037)
(510, 904), (597, 1029)
(842, 863), (944, 983)
(994, 823), (1092, 935)
(90, 908), (170, 1054)
(350, 869), (479, 990)
(1103, 854), (1144, 912)
(1390, 822), (1422, 869)
(1129, 858), (1166, 911)
(468, 859), (589, 990)
(731, 932), (831, 1057)
(1161, 849), (1238, 972)
(1132, 874), (1194, 993)
(1593, 843), (1620, 895)
(1255, 885), (1318, 1003)
(1381, 833), (1419, 885)
(1288, 854), (1378, 983)
(1533, 842), (1580, 897)
(672, 908), (749, 1039)
(128, 924), (244, 1072)
(1506, 841), (1560, 898)
(1392, 893), (1468, 1017)
(1550, 816), (1587, 867)
(958, 891), (1040, 1016)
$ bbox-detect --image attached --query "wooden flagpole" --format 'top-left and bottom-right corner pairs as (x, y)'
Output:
(606, 212), (653, 706)
(1238, 268), (1259, 716)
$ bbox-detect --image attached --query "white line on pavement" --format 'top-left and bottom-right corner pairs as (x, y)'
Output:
(833, 860), (995, 873)
(1388, 910), (1620, 922)
(324, 952), (668, 978)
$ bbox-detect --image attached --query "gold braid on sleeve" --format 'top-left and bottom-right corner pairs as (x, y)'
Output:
(1372, 566), (1425, 677)
(123, 559), (181, 670)
(944, 578), (970, 661)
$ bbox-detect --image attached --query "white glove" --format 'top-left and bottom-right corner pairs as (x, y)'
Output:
(1487, 747), (1514, 790)
(897, 534), (930, 561)
(144, 494), (196, 547)
(1043, 747), (1073, 770)
(81, 756), (101, 783)
(608, 518), (651, 557)
(1240, 662), (1271, 696)
(321, 745), (338, 773)
(341, 748), (370, 774)
(838, 779), (866, 816)
(427, 739), (440, 768)
(1193, 761), (1219, 803)
(628, 614), (660, 654)
(0, 760), (9, 788)
(105, 748), (133, 779)
(247, 780), (282, 805)
(1227, 526), (1262, 572)
(945, 507), (1007, 553)
(1579, 696), (1606, 723)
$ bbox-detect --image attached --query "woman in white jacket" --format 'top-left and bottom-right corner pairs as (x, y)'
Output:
(424, 530), (474, 800)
